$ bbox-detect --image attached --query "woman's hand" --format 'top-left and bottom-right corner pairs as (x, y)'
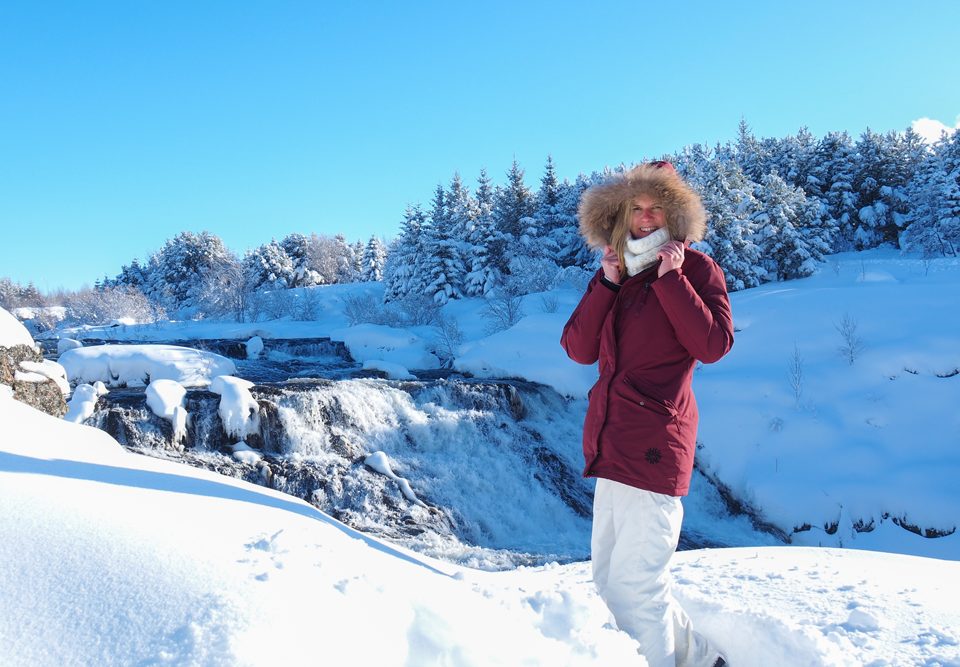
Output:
(601, 245), (621, 283)
(657, 241), (685, 277)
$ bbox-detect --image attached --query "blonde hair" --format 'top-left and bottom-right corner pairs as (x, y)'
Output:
(609, 201), (634, 282)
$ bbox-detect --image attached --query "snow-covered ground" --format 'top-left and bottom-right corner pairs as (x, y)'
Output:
(3, 392), (959, 666)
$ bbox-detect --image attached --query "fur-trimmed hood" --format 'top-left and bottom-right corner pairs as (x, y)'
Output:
(578, 163), (707, 249)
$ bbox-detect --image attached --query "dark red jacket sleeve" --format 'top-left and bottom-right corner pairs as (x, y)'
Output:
(560, 271), (617, 365)
(651, 258), (734, 363)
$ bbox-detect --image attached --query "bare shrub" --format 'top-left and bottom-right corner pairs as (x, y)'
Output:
(294, 288), (323, 321)
(836, 313), (865, 365)
(481, 288), (525, 334)
(540, 294), (558, 313)
(394, 294), (441, 327)
(432, 313), (464, 368)
(787, 343), (804, 405)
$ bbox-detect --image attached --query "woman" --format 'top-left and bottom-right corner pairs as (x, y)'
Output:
(561, 161), (733, 667)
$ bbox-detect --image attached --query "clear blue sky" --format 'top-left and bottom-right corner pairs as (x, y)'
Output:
(2, 0), (958, 290)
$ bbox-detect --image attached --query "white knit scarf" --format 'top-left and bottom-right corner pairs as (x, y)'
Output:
(623, 227), (671, 276)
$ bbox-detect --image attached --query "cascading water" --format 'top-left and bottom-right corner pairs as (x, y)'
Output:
(88, 375), (596, 568)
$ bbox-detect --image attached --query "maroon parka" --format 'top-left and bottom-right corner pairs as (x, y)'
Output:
(561, 248), (733, 497)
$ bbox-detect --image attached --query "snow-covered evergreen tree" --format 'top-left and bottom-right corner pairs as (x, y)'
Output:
(421, 184), (463, 304)
(735, 119), (773, 182)
(551, 174), (595, 269)
(281, 233), (324, 287)
(112, 259), (150, 290)
(361, 236), (387, 281)
(528, 155), (564, 263)
(333, 234), (358, 283)
(243, 240), (294, 291)
(494, 160), (536, 248)
(901, 130), (960, 257)
(691, 147), (766, 290)
(464, 170), (507, 296)
(753, 173), (832, 280)
(813, 131), (859, 251)
(383, 205), (428, 301)
(144, 231), (237, 315)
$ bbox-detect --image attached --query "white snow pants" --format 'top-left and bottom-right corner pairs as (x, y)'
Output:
(592, 478), (720, 667)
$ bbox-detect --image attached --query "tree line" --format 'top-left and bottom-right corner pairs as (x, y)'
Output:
(2, 121), (958, 326)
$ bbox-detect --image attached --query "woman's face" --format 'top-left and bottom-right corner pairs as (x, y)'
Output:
(630, 194), (666, 239)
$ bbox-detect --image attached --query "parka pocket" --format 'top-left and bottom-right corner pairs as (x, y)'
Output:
(620, 376), (678, 420)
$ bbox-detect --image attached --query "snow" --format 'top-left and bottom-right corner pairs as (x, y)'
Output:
(331, 322), (440, 370)
(245, 335), (264, 359)
(364, 450), (429, 507)
(58, 344), (236, 388)
(0, 306), (36, 348)
(456, 311), (598, 397)
(209, 375), (260, 439)
(145, 379), (188, 443)
(362, 359), (416, 380)
(17, 359), (70, 395)
(231, 441), (263, 464)
(56, 337), (83, 354)
(64, 382), (109, 424)
(3, 391), (959, 666)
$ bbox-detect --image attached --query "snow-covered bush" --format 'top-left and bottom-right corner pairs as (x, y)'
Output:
(481, 288), (525, 334)
(507, 256), (560, 295)
(342, 293), (384, 326)
(63, 286), (158, 326)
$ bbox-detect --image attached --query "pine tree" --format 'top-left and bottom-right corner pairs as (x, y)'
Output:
(243, 240), (294, 291)
(494, 159), (536, 245)
(333, 234), (357, 283)
(361, 236), (387, 281)
(901, 130), (960, 257)
(144, 231), (236, 315)
(281, 233), (324, 287)
(383, 205), (427, 301)
(695, 147), (766, 290)
(753, 173), (831, 280)
(531, 155), (564, 262)
(550, 174), (595, 269)
(813, 131), (859, 251)
(735, 118), (772, 182)
(464, 170), (507, 296)
(421, 184), (463, 304)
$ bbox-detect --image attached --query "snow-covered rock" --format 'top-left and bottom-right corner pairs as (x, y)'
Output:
(57, 338), (83, 354)
(145, 379), (189, 443)
(59, 344), (236, 388)
(245, 336), (264, 360)
(64, 382), (110, 424)
(1, 306), (67, 417)
(209, 375), (259, 439)
(362, 359), (415, 380)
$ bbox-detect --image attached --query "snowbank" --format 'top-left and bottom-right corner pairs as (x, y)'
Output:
(0, 306), (35, 348)
(58, 344), (236, 388)
(2, 391), (959, 666)
(331, 323), (439, 370)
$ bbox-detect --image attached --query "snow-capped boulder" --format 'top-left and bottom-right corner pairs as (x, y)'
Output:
(1, 306), (67, 417)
